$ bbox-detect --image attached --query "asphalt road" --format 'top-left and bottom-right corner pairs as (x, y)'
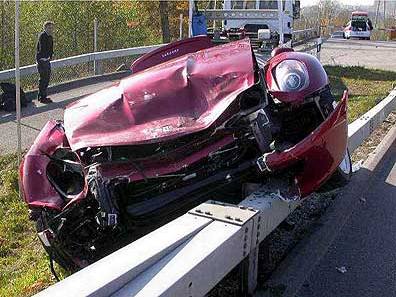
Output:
(256, 126), (396, 297)
(320, 38), (396, 71)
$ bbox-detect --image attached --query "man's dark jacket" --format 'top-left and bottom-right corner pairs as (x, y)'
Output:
(36, 31), (53, 62)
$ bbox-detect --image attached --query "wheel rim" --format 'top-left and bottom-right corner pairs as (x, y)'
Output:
(339, 151), (351, 174)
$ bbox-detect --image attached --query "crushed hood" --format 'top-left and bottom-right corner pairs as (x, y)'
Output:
(64, 39), (255, 151)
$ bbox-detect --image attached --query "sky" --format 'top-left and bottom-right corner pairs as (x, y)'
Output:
(336, 0), (374, 5)
(302, 0), (375, 7)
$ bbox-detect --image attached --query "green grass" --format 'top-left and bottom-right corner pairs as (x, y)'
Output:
(324, 65), (396, 122)
(0, 66), (395, 297)
(0, 154), (57, 297)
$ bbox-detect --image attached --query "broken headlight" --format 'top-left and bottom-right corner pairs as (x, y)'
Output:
(274, 60), (309, 92)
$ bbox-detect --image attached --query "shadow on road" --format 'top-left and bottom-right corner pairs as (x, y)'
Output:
(0, 95), (85, 125)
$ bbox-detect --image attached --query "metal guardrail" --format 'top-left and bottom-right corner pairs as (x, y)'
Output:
(292, 28), (319, 45)
(35, 195), (297, 297)
(33, 87), (396, 297)
(348, 88), (396, 152)
(0, 44), (164, 82)
(292, 28), (317, 39)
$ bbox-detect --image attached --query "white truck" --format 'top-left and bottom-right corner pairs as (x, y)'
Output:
(223, 0), (300, 42)
(190, 0), (301, 46)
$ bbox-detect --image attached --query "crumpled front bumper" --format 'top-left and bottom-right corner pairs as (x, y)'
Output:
(257, 91), (349, 198)
(20, 120), (81, 211)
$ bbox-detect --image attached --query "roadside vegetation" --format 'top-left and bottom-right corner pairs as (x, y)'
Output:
(325, 65), (396, 122)
(0, 154), (60, 297)
(0, 65), (395, 297)
(0, 1), (188, 72)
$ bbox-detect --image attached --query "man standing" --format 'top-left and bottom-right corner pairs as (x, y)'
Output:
(36, 21), (54, 104)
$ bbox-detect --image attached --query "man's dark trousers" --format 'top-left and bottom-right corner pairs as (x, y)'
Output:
(37, 60), (51, 100)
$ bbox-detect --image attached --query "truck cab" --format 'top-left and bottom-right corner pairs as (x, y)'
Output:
(193, 0), (300, 47)
(223, 0), (300, 42)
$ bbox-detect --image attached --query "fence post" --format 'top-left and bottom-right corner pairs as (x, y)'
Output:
(179, 14), (183, 40)
(15, 0), (22, 165)
(93, 18), (98, 75)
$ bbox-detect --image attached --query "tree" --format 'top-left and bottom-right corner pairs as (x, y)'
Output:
(318, 0), (341, 35)
(159, 0), (170, 43)
(0, 0), (191, 71)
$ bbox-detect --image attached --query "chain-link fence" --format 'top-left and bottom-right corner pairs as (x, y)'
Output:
(1, 53), (148, 92)
(2, 63), (92, 91)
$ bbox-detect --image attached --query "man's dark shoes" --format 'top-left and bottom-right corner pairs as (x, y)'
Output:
(38, 97), (53, 104)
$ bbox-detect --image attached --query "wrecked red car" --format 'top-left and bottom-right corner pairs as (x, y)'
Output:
(20, 36), (351, 271)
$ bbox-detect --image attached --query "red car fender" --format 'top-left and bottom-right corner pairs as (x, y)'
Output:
(20, 120), (87, 211)
(261, 90), (348, 197)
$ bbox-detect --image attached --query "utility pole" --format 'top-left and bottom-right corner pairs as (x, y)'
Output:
(15, 0), (21, 165)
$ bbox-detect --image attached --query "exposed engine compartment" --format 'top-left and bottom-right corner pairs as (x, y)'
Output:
(39, 84), (334, 270)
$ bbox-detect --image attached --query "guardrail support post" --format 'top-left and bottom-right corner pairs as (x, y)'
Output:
(240, 246), (259, 296)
